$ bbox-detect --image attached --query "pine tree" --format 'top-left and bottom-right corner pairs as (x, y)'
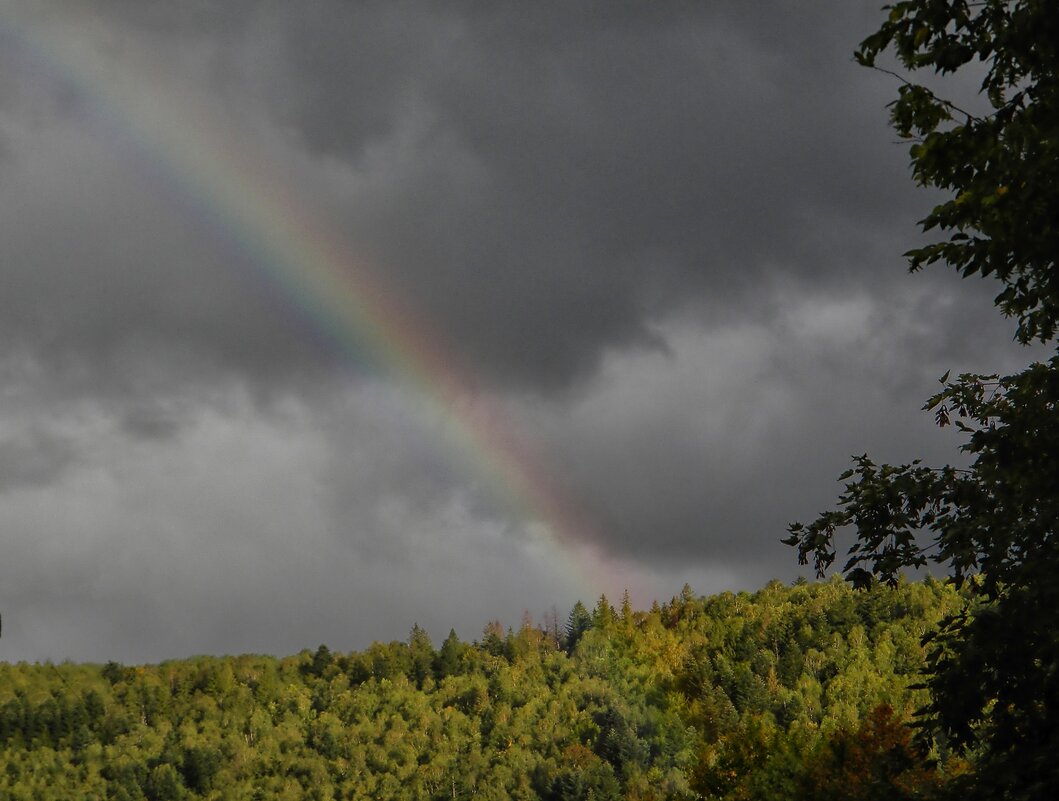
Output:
(620, 590), (634, 632)
(434, 629), (464, 679)
(408, 624), (435, 688)
(564, 601), (593, 653)
(593, 594), (616, 631)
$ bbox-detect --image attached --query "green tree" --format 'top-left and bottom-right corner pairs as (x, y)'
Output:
(564, 601), (593, 653)
(786, 3), (1059, 798)
(480, 620), (508, 659)
(620, 590), (634, 634)
(145, 763), (185, 801)
(434, 629), (466, 679)
(408, 623), (436, 688)
(306, 644), (333, 679)
(180, 745), (220, 794)
(593, 594), (617, 631)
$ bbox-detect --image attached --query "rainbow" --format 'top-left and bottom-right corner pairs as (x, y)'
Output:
(5, 11), (635, 601)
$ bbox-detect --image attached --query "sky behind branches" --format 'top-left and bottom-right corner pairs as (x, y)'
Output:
(0, 1), (1034, 663)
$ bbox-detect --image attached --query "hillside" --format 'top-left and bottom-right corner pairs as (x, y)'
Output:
(0, 577), (963, 800)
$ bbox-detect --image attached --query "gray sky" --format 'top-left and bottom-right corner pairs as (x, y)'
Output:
(0, 1), (1034, 663)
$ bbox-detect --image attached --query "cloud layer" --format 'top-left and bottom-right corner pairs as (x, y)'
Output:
(0, 1), (1033, 662)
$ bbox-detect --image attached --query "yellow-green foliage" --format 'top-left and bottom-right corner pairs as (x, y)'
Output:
(0, 577), (959, 800)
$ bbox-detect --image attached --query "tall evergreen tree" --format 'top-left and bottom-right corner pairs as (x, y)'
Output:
(593, 594), (616, 631)
(408, 624), (435, 688)
(434, 629), (464, 679)
(620, 590), (634, 633)
(565, 601), (593, 653)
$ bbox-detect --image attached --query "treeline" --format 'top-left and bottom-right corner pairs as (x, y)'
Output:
(0, 577), (964, 800)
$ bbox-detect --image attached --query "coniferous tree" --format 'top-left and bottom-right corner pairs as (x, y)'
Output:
(408, 624), (435, 688)
(593, 594), (616, 631)
(481, 620), (507, 658)
(565, 601), (593, 653)
(434, 629), (465, 679)
(620, 590), (634, 631)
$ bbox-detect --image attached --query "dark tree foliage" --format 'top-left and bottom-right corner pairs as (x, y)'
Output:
(786, 2), (1059, 798)
(304, 644), (333, 679)
(565, 600), (593, 653)
(858, 0), (1059, 344)
(434, 628), (466, 679)
(799, 704), (943, 801)
(407, 623), (435, 688)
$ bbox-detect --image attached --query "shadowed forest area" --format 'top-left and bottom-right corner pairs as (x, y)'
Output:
(0, 578), (964, 801)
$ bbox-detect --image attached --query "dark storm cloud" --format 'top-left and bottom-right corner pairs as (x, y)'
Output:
(0, 1), (1031, 663)
(254, 1), (923, 389)
(521, 279), (1033, 586)
(0, 99), (352, 408)
(3, 0), (939, 395)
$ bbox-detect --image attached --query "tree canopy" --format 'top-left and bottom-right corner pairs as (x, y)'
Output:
(0, 578), (962, 801)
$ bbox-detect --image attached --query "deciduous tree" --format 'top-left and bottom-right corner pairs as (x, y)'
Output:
(785, 2), (1059, 797)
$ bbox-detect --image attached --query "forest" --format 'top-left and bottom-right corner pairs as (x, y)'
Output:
(0, 577), (965, 801)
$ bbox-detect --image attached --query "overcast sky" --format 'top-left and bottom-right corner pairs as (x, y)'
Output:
(0, 1), (1035, 664)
